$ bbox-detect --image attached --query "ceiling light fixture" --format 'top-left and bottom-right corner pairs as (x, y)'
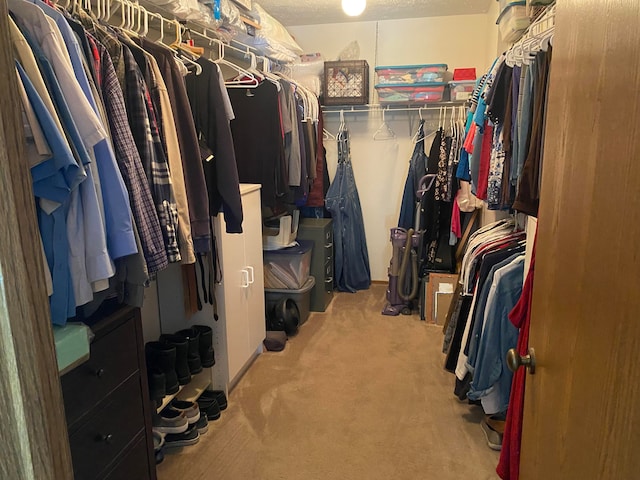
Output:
(342, 0), (366, 17)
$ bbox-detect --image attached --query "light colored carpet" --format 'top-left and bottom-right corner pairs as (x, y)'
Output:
(157, 285), (500, 480)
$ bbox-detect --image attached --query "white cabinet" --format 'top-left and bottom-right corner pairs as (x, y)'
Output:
(156, 184), (265, 393)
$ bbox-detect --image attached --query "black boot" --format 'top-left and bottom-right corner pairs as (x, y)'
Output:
(193, 325), (215, 368)
(160, 334), (191, 385)
(146, 342), (179, 394)
(147, 367), (166, 405)
(176, 328), (203, 374)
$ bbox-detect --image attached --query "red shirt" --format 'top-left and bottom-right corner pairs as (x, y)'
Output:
(476, 122), (493, 200)
(497, 241), (536, 480)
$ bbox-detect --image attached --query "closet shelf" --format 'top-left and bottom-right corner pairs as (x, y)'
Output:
(321, 101), (466, 114)
(156, 368), (212, 413)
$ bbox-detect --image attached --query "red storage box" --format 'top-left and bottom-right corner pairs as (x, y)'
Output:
(375, 82), (446, 104)
(453, 68), (476, 81)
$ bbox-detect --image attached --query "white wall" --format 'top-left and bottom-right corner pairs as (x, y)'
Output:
(289, 14), (499, 281)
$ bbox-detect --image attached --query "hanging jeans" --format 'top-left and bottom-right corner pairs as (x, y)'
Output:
(325, 129), (371, 293)
(398, 120), (427, 229)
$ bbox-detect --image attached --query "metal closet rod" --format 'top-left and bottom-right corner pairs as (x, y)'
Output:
(321, 102), (467, 114)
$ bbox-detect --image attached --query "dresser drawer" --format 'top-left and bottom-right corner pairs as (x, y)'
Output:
(69, 375), (145, 480)
(62, 314), (138, 427)
(324, 261), (333, 285)
(101, 434), (151, 480)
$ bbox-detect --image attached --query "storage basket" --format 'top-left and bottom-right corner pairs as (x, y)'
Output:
(265, 276), (316, 326)
(323, 60), (369, 105)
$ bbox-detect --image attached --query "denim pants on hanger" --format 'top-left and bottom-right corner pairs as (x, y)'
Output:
(325, 129), (371, 293)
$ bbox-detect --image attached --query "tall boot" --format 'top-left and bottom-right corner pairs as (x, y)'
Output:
(147, 367), (166, 406)
(176, 328), (203, 374)
(193, 325), (215, 368)
(160, 334), (191, 385)
(146, 342), (179, 394)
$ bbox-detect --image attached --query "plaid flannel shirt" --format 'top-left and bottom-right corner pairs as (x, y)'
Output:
(88, 34), (168, 275)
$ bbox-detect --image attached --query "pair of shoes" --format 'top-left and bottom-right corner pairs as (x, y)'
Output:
(164, 424), (200, 448)
(153, 430), (165, 465)
(200, 390), (228, 411)
(481, 420), (503, 451)
(485, 414), (506, 435)
(167, 399), (200, 424)
(197, 396), (221, 421)
(196, 411), (208, 434)
(153, 408), (188, 435)
(145, 325), (215, 399)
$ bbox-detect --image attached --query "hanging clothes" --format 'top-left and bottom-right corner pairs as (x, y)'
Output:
(398, 119), (427, 230)
(512, 47), (553, 217)
(228, 82), (286, 207)
(325, 128), (371, 292)
(138, 38), (212, 250)
(497, 240), (537, 480)
(185, 58), (243, 233)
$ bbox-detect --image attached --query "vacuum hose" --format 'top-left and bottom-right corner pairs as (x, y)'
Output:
(398, 228), (419, 302)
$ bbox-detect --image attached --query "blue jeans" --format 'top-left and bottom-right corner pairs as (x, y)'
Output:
(325, 130), (371, 292)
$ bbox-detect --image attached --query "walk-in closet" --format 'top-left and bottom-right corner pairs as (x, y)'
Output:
(1, 0), (639, 479)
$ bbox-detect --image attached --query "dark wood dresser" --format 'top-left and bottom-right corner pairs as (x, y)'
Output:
(61, 306), (156, 480)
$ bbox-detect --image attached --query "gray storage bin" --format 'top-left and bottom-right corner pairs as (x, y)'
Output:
(265, 276), (316, 326)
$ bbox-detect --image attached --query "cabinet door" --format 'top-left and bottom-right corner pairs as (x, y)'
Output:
(242, 189), (266, 353)
(218, 217), (251, 384)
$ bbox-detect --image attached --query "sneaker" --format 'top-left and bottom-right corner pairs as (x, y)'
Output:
(164, 424), (200, 448)
(153, 431), (165, 465)
(169, 399), (200, 424)
(152, 409), (189, 434)
(197, 396), (221, 421)
(199, 389), (228, 411)
(481, 420), (503, 451)
(196, 412), (208, 434)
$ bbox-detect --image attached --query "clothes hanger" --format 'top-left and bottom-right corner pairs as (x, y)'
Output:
(323, 127), (336, 141)
(213, 41), (259, 88)
(170, 22), (203, 75)
(257, 56), (282, 91)
(373, 108), (396, 141)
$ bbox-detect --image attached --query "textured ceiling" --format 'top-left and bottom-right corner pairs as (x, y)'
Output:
(255, 0), (493, 26)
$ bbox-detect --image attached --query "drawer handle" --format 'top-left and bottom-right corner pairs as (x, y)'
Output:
(97, 434), (114, 444)
(95, 368), (105, 378)
(325, 242), (333, 249)
(325, 277), (333, 283)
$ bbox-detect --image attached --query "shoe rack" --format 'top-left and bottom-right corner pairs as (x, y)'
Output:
(156, 369), (211, 413)
(155, 184), (267, 397)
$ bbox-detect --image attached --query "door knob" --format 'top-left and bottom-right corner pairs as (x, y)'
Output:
(506, 347), (536, 374)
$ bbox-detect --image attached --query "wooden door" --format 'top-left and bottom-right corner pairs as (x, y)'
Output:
(0, 2), (73, 478)
(521, 0), (640, 478)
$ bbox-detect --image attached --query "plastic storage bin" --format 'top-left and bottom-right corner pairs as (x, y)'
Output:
(498, 0), (525, 13)
(375, 82), (446, 104)
(449, 80), (476, 101)
(323, 60), (370, 105)
(375, 64), (448, 85)
(263, 240), (313, 290)
(265, 276), (316, 326)
(497, 3), (530, 43)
